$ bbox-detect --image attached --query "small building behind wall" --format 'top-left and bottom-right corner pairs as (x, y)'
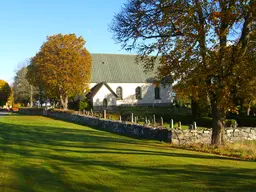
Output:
(87, 54), (173, 110)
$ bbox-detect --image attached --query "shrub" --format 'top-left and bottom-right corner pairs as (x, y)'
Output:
(196, 117), (212, 128)
(224, 119), (237, 127)
(79, 100), (88, 111)
(19, 107), (45, 115)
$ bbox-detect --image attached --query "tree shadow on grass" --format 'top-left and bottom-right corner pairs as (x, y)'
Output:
(0, 121), (242, 161)
(7, 161), (256, 192)
(0, 119), (256, 191)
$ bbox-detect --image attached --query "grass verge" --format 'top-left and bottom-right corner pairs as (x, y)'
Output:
(171, 140), (256, 161)
(0, 114), (256, 191)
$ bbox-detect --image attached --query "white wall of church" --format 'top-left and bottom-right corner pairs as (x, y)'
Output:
(92, 84), (117, 107)
(90, 83), (173, 107)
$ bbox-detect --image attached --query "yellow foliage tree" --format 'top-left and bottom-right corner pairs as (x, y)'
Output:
(0, 80), (11, 107)
(6, 88), (14, 108)
(27, 34), (92, 110)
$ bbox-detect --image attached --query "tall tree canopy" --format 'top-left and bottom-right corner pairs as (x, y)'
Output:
(27, 34), (92, 110)
(13, 66), (37, 106)
(111, 0), (256, 145)
(0, 80), (11, 107)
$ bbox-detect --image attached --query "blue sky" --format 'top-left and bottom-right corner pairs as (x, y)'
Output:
(0, 0), (131, 84)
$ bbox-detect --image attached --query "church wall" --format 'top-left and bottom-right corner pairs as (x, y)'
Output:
(90, 83), (173, 107)
(92, 84), (117, 108)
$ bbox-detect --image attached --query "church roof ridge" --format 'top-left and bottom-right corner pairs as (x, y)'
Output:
(91, 53), (138, 56)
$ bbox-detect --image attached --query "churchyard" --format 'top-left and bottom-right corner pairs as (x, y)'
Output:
(0, 0), (255, 191)
(0, 114), (256, 192)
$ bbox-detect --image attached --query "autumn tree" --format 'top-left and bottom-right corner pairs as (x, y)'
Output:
(6, 88), (14, 108)
(235, 38), (256, 115)
(240, 78), (256, 115)
(111, 0), (256, 145)
(173, 80), (210, 119)
(0, 80), (11, 107)
(27, 34), (92, 110)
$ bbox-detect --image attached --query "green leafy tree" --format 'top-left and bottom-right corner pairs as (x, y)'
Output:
(111, 0), (256, 145)
(13, 66), (38, 106)
(0, 80), (11, 107)
(27, 34), (92, 110)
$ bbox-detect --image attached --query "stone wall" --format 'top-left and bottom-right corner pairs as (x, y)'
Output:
(172, 127), (256, 145)
(18, 109), (256, 144)
(46, 110), (170, 142)
(172, 129), (211, 145)
(225, 127), (256, 142)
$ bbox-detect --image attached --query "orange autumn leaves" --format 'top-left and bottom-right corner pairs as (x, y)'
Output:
(27, 34), (92, 109)
(0, 80), (11, 107)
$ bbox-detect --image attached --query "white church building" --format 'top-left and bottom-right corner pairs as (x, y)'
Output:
(87, 54), (173, 110)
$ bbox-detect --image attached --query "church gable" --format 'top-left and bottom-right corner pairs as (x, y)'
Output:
(87, 82), (118, 99)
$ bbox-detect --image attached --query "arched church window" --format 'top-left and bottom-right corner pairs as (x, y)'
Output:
(135, 87), (142, 100)
(103, 98), (108, 108)
(155, 87), (160, 99)
(116, 86), (123, 100)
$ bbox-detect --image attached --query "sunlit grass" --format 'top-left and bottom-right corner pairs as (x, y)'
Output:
(171, 140), (256, 161)
(0, 115), (256, 192)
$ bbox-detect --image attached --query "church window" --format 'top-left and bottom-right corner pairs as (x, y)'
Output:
(135, 87), (142, 100)
(116, 86), (123, 100)
(155, 87), (160, 99)
(103, 98), (108, 108)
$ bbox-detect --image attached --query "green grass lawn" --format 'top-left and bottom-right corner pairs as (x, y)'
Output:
(0, 115), (256, 192)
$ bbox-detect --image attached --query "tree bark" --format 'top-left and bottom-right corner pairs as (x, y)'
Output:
(247, 102), (251, 116)
(211, 101), (225, 145)
(30, 85), (33, 107)
(60, 94), (68, 110)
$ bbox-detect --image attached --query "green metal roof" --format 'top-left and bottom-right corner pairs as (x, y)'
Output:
(91, 53), (158, 83)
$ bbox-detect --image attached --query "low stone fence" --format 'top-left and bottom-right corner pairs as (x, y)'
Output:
(172, 127), (256, 145)
(46, 110), (170, 142)
(18, 108), (256, 144)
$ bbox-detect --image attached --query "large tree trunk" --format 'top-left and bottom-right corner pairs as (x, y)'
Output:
(246, 101), (252, 116)
(30, 85), (33, 107)
(211, 101), (225, 145)
(60, 95), (68, 110)
(247, 106), (251, 116)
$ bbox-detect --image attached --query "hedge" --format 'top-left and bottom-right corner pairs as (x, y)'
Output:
(227, 115), (256, 127)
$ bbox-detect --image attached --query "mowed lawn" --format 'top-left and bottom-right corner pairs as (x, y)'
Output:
(0, 115), (256, 192)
